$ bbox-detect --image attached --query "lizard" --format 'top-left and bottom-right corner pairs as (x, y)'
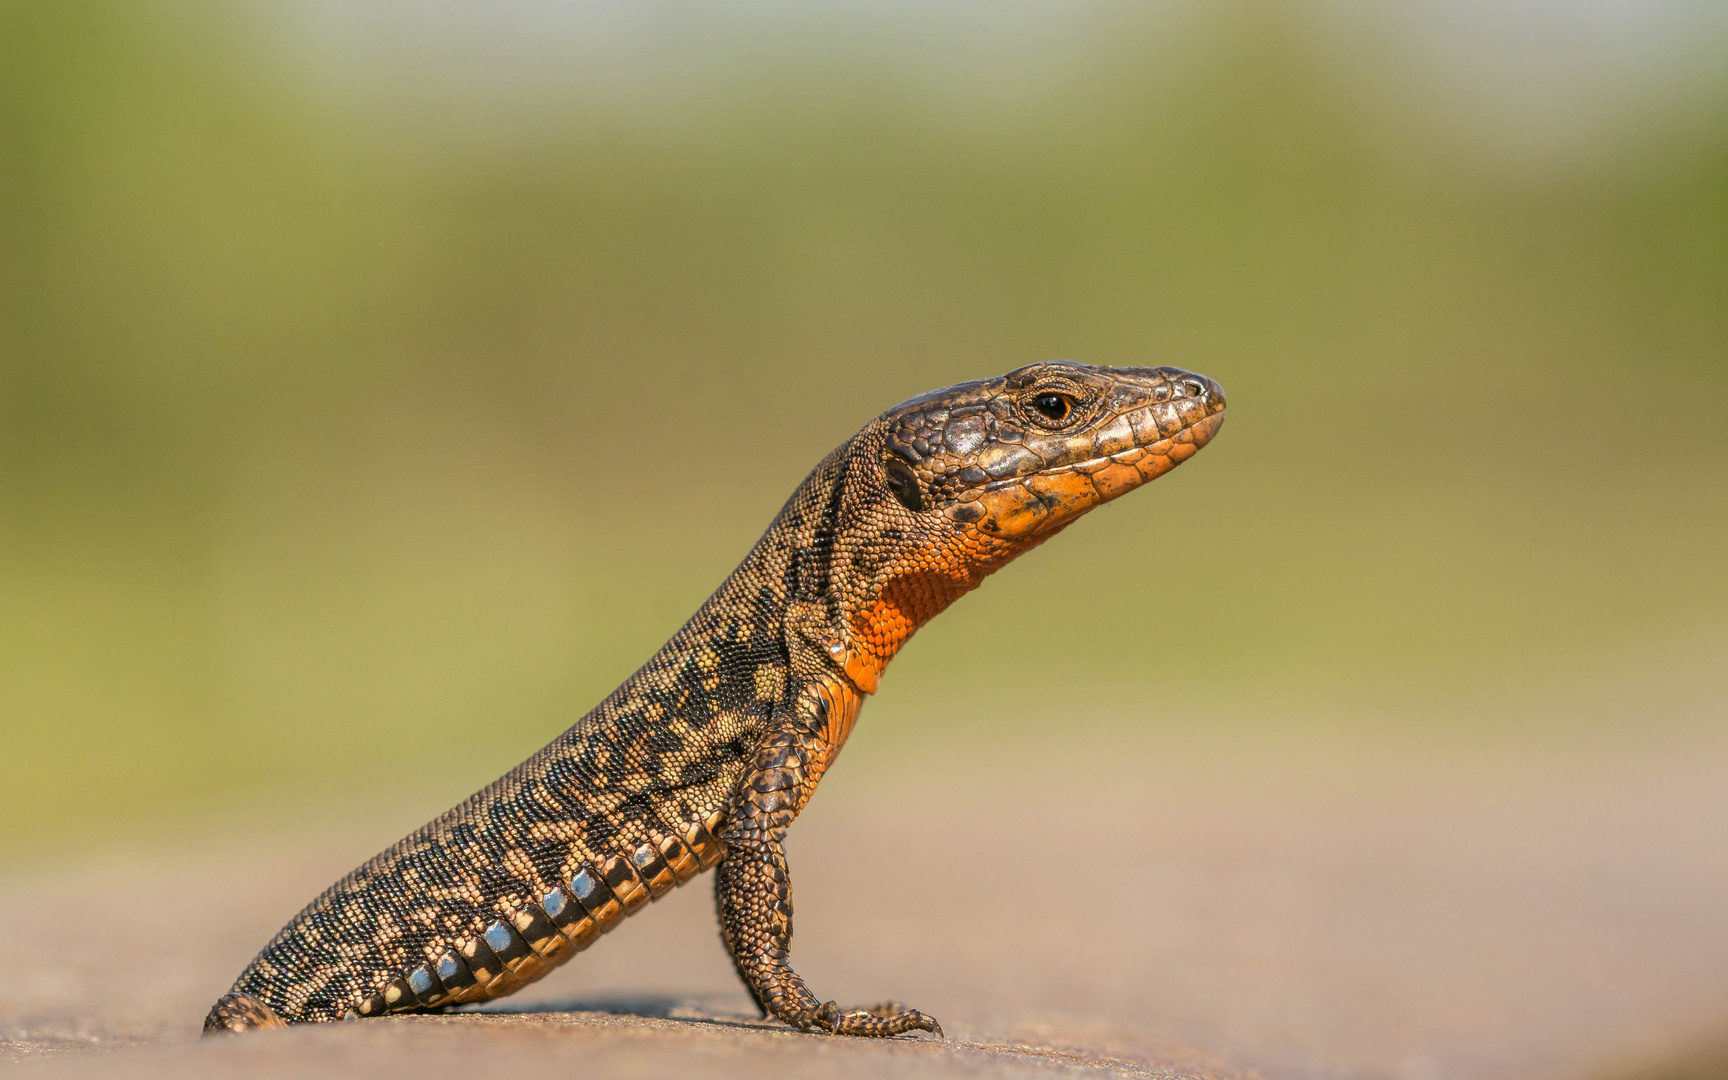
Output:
(204, 360), (1226, 1039)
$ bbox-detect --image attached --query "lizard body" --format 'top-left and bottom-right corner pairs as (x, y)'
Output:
(205, 361), (1225, 1038)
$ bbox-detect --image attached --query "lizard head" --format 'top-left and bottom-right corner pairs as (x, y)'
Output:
(878, 361), (1226, 545)
(794, 361), (1226, 696)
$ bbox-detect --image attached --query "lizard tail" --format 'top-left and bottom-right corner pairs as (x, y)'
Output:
(203, 992), (288, 1035)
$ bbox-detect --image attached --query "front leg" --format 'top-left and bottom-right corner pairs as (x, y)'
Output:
(716, 724), (942, 1038)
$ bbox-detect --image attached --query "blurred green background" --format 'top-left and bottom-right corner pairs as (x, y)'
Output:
(2, 1), (1724, 860)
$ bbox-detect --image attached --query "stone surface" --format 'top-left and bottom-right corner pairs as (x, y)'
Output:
(4, 726), (1727, 1080)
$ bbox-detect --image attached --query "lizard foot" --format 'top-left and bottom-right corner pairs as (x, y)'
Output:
(791, 999), (942, 1038)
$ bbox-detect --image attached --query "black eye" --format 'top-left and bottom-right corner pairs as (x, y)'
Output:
(882, 455), (925, 513)
(1031, 393), (1072, 423)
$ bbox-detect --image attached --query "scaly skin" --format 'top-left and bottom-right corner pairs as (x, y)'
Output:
(205, 361), (1226, 1039)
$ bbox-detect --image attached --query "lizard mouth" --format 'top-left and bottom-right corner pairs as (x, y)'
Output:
(945, 408), (1225, 537)
(994, 408), (1225, 491)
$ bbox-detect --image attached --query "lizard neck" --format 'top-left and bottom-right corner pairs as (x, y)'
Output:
(717, 427), (1047, 700)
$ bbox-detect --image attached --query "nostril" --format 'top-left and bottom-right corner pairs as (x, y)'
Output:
(1183, 381), (1204, 399)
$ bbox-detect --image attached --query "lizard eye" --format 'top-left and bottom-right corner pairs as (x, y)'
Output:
(882, 455), (925, 513)
(1030, 393), (1073, 424)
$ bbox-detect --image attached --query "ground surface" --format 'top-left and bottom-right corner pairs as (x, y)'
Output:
(4, 719), (1727, 1080)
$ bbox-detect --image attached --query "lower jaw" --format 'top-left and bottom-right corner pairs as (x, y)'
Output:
(949, 409), (1225, 537)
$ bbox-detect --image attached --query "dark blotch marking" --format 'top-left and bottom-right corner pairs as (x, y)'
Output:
(511, 904), (559, 950)
(616, 792), (653, 824)
(587, 815), (619, 850)
(459, 935), (502, 984)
